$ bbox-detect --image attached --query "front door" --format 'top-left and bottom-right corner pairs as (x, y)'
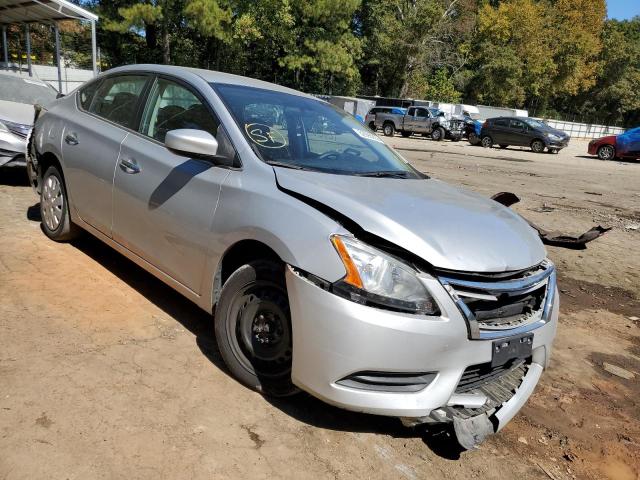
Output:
(112, 77), (237, 294)
(507, 118), (530, 146)
(62, 74), (149, 236)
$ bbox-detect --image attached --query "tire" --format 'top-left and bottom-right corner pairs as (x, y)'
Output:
(597, 144), (615, 161)
(368, 122), (376, 131)
(481, 136), (493, 148)
(431, 126), (445, 141)
(499, 144), (509, 149)
(468, 132), (479, 145)
(383, 123), (395, 137)
(215, 260), (297, 397)
(40, 165), (80, 242)
(531, 139), (545, 153)
(401, 131), (412, 138)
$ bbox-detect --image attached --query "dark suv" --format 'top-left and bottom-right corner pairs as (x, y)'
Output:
(479, 117), (570, 153)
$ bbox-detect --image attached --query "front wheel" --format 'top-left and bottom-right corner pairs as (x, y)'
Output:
(431, 126), (445, 141)
(383, 123), (395, 137)
(368, 122), (376, 131)
(597, 144), (615, 160)
(215, 260), (297, 397)
(531, 139), (545, 153)
(40, 165), (80, 242)
(481, 136), (493, 148)
(468, 132), (479, 145)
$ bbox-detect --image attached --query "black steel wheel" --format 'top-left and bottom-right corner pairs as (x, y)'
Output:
(215, 260), (297, 396)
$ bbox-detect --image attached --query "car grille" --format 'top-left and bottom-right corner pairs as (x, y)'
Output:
(438, 260), (556, 339)
(449, 359), (529, 419)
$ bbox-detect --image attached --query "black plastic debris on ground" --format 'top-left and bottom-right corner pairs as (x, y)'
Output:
(491, 192), (611, 250)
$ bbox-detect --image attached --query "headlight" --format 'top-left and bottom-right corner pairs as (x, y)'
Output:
(330, 235), (440, 315)
(546, 133), (561, 141)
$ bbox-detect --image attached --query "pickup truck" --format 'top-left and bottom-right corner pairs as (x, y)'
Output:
(374, 106), (464, 141)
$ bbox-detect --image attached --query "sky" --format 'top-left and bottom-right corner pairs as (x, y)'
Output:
(607, 0), (640, 20)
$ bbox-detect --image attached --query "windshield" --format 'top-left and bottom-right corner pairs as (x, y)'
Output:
(212, 83), (423, 178)
(523, 118), (547, 129)
(0, 75), (57, 105)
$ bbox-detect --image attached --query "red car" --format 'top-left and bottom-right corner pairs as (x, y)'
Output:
(588, 127), (640, 160)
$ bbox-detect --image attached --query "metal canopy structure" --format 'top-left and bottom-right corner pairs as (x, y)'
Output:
(0, 0), (98, 93)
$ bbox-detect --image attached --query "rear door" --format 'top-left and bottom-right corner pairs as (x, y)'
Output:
(112, 75), (237, 294)
(62, 74), (150, 236)
(490, 118), (509, 144)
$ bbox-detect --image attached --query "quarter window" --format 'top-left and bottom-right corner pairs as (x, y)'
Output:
(87, 75), (148, 129)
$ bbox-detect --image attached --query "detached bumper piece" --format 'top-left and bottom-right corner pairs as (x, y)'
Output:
(450, 360), (530, 449)
(491, 191), (611, 250)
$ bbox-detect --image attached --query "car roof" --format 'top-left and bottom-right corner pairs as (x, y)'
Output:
(105, 64), (316, 100)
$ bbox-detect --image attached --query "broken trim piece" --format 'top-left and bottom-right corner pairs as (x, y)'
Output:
(491, 192), (611, 250)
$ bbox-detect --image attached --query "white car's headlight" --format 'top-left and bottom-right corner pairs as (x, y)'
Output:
(330, 234), (440, 315)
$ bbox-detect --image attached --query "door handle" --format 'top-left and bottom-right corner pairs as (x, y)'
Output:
(119, 157), (141, 174)
(64, 132), (78, 145)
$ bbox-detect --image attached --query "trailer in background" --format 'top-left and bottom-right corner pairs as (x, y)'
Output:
(476, 105), (528, 119)
(318, 95), (376, 123)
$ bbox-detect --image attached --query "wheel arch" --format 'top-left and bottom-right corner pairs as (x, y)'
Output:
(35, 151), (65, 194)
(212, 239), (286, 310)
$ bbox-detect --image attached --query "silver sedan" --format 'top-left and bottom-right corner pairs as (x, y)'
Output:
(27, 64), (558, 449)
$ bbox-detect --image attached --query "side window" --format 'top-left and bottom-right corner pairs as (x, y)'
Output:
(141, 78), (218, 142)
(79, 80), (102, 111)
(408, 107), (416, 116)
(494, 119), (508, 127)
(510, 119), (524, 129)
(415, 108), (429, 118)
(88, 75), (148, 129)
(141, 78), (236, 163)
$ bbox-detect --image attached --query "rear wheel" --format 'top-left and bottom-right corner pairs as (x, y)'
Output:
(481, 136), (493, 148)
(431, 126), (445, 141)
(215, 260), (297, 397)
(531, 139), (545, 153)
(383, 123), (395, 137)
(597, 144), (615, 160)
(40, 165), (80, 242)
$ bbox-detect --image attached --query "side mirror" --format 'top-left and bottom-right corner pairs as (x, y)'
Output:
(165, 129), (219, 158)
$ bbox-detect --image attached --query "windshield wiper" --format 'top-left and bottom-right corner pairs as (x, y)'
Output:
(265, 161), (308, 170)
(353, 170), (411, 178)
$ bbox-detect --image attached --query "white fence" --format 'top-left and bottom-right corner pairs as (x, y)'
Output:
(1, 62), (94, 94)
(533, 118), (625, 139)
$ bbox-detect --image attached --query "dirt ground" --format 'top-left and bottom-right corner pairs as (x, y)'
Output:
(1, 136), (638, 480)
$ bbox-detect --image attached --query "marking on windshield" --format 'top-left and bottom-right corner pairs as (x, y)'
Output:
(245, 123), (287, 149)
(352, 127), (384, 143)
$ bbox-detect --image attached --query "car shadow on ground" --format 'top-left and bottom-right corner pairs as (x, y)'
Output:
(25, 204), (466, 460)
(0, 167), (30, 186)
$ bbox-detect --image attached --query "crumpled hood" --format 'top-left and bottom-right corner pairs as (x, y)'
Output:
(0, 100), (35, 126)
(275, 169), (546, 272)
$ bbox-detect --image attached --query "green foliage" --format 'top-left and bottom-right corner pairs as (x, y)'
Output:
(58, 0), (639, 126)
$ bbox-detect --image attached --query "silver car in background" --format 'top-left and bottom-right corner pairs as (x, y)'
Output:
(0, 73), (57, 168)
(27, 64), (558, 449)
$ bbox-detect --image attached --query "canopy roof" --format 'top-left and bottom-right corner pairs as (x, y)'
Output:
(0, 0), (98, 24)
